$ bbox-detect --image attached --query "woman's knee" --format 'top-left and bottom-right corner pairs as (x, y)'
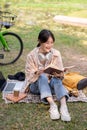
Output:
(39, 73), (48, 81)
(50, 77), (62, 86)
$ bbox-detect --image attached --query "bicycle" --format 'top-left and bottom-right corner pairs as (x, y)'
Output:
(0, 11), (23, 65)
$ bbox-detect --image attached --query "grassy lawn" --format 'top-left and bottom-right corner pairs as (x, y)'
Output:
(0, 0), (87, 130)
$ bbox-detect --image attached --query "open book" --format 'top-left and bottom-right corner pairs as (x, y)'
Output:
(44, 64), (64, 75)
(44, 65), (75, 75)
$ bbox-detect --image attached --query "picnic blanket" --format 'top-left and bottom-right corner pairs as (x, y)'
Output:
(2, 89), (87, 104)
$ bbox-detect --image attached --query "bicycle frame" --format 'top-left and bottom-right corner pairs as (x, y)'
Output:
(0, 31), (10, 51)
(0, 11), (16, 52)
(0, 10), (23, 65)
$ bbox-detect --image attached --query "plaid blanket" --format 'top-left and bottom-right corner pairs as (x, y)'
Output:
(2, 90), (87, 104)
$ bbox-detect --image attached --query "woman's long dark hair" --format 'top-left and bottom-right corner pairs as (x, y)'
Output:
(37, 29), (55, 47)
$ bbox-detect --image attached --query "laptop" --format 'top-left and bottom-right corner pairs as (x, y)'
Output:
(2, 79), (26, 94)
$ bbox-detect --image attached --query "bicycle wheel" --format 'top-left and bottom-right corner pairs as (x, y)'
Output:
(0, 32), (23, 65)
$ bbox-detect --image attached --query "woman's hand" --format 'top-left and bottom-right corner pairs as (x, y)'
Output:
(64, 65), (75, 72)
(53, 72), (64, 79)
(35, 69), (44, 75)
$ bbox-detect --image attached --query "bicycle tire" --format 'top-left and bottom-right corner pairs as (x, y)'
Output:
(0, 32), (23, 65)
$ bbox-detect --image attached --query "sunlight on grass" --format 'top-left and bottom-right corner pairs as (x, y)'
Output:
(69, 10), (87, 18)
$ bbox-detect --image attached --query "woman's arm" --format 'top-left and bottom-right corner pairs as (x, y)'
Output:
(25, 54), (39, 85)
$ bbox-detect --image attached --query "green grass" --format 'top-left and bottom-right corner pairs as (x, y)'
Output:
(0, 0), (87, 130)
(0, 97), (87, 130)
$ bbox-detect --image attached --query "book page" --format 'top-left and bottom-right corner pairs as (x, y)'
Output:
(64, 65), (75, 69)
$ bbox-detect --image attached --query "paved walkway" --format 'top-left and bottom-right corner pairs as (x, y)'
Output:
(53, 15), (87, 27)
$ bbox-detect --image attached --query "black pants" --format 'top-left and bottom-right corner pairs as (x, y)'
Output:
(77, 78), (87, 90)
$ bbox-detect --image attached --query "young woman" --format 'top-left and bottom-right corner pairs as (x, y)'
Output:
(25, 29), (71, 121)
